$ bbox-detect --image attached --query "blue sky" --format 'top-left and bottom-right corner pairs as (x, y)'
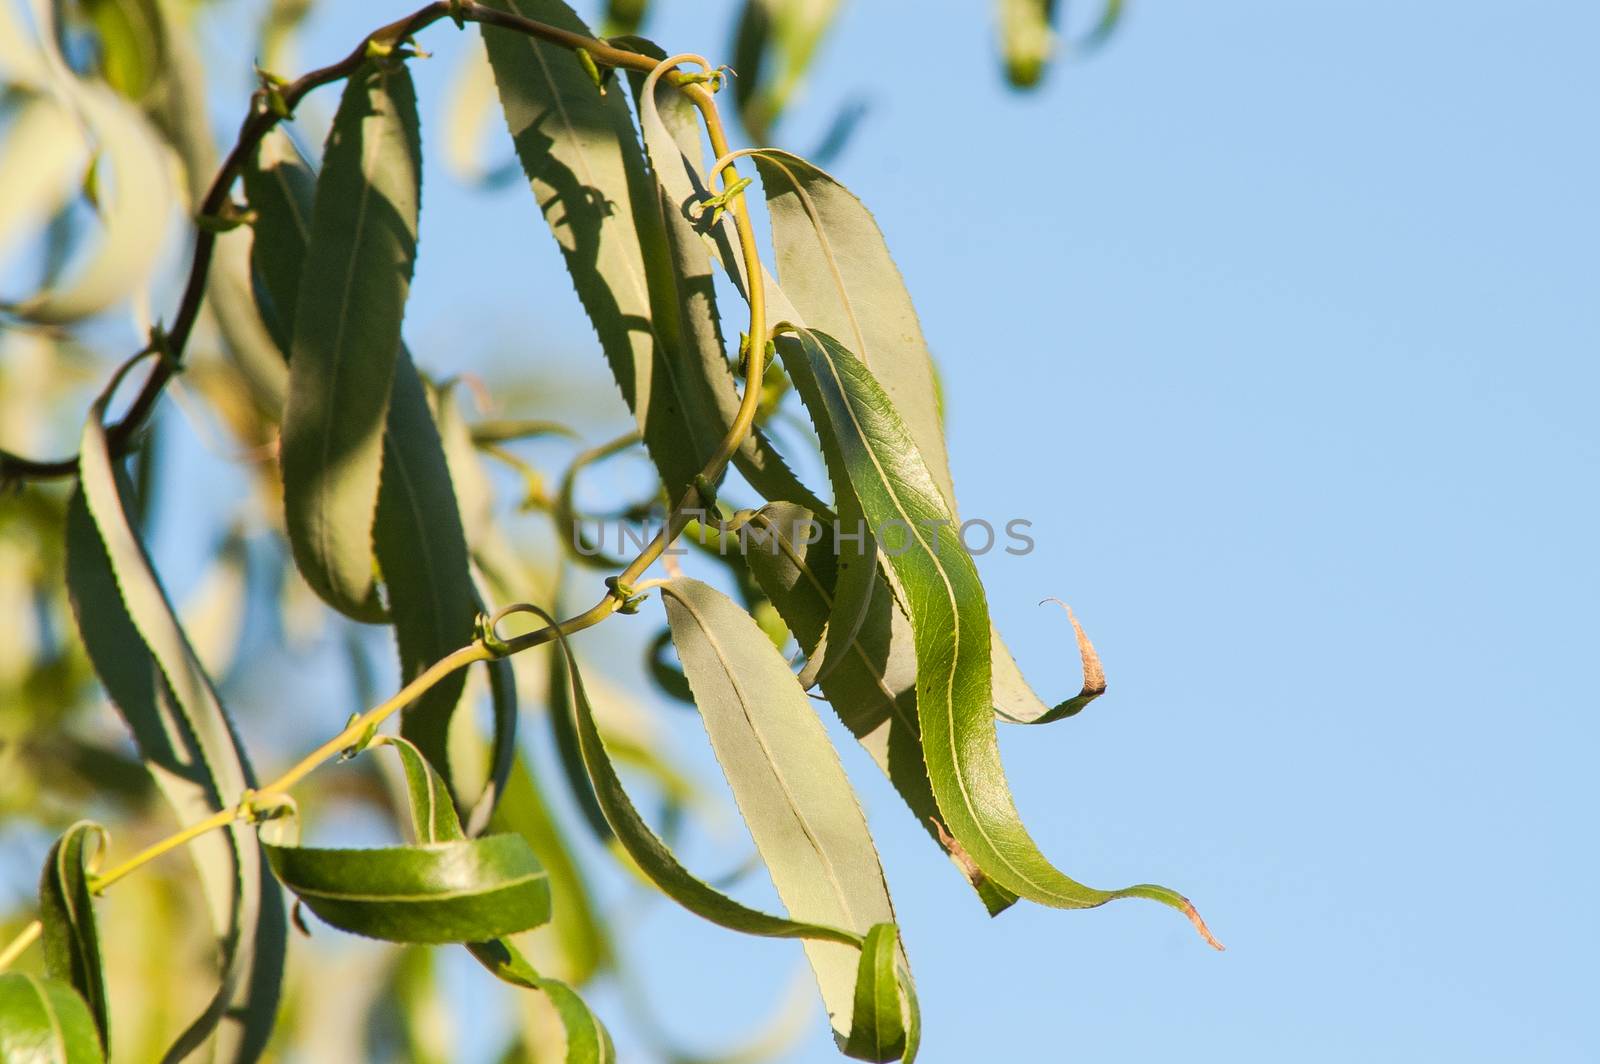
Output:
(146, 1), (1600, 1060)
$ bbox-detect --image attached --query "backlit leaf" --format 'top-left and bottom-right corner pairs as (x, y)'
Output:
(280, 58), (421, 620)
(775, 326), (1221, 947)
(264, 834), (550, 945)
(738, 502), (1018, 915)
(480, 1), (723, 501)
(661, 577), (917, 1053)
(0, 973), (104, 1064)
(38, 822), (109, 1053)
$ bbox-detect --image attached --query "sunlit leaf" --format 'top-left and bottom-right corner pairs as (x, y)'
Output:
(738, 502), (1018, 915)
(364, 736), (611, 1060)
(0, 973), (104, 1064)
(38, 822), (110, 1053)
(280, 58), (421, 620)
(661, 577), (915, 1053)
(775, 326), (1221, 947)
(265, 834), (550, 945)
(481, 1), (724, 501)
(626, 41), (830, 514)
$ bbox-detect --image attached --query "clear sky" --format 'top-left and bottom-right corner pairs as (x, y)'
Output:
(160, 1), (1600, 1060)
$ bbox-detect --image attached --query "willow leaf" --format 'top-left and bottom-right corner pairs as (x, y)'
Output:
(242, 110), (475, 779)
(661, 577), (914, 1052)
(69, 367), (286, 1060)
(990, 600), (1107, 724)
(38, 823), (109, 1053)
(368, 738), (609, 1059)
(240, 127), (316, 359)
(463, 649), (521, 837)
(738, 503), (1017, 915)
(264, 835), (550, 945)
(748, 148), (1115, 725)
(0, 974), (104, 1064)
(775, 327), (1222, 947)
(749, 149), (953, 508)
(481, 2), (721, 502)
(529, 603), (862, 950)
(626, 42), (830, 514)
(465, 939), (616, 1064)
(280, 58), (421, 620)
(376, 361), (478, 779)
(842, 923), (906, 1063)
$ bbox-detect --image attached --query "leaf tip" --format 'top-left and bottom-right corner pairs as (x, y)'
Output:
(1179, 899), (1225, 951)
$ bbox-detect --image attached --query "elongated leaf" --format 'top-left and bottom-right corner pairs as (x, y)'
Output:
(0, 974), (104, 1064)
(68, 366), (286, 1060)
(661, 577), (916, 1051)
(265, 834), (549, 944)
(0, 94), (86, 265)
(243, 110), (476, 779)
(376, 360), (479, 779)
(280, 58), (421, 620)
(369, 737), (610, 1059)
(626, 43), (829, 514)
(480, 3), (724, 502)
(463, 649), (521, 836)
(775, 327), (1221, 947)
(738, 503), (1017, 915)
(529, 602), (862, 949)
(749, 149), (953, 509)
(38, 823), (109, 1053)
(748, 148), (1118, 725)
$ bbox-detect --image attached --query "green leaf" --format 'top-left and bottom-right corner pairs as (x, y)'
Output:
(775, 327), (1222, 948)
(842, 923), (906, 1063)
(730, 0), (845, 141)
(737, 502), (1018, 915)
(661, 577), (916, 1052)
(242, 109), (477, 781)
(240, 127), (316, 359)
(67, 365), (287, 1060)
(280, 58), (422, 620)
(37, 823), (109, 1053)
(264, 834), (551, 945)
(463, 648), (522, 836)
(480, 2), (725, 502)
(0, 974), (104, 1064)
(748, 150), (955, 511)
(529, 602), (862, 949)
(377, 361), (479, 780)
(747, 149), (1107, 728)
(997, 0), (1058, 88)
(465, 940), (616, 1063)
(365, 736), (611, 1059)
(625, 42), (830, 515)
(375, 735), (465, 844)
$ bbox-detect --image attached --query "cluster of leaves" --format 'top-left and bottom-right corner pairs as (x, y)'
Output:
(0, 0), (1205, 1061)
